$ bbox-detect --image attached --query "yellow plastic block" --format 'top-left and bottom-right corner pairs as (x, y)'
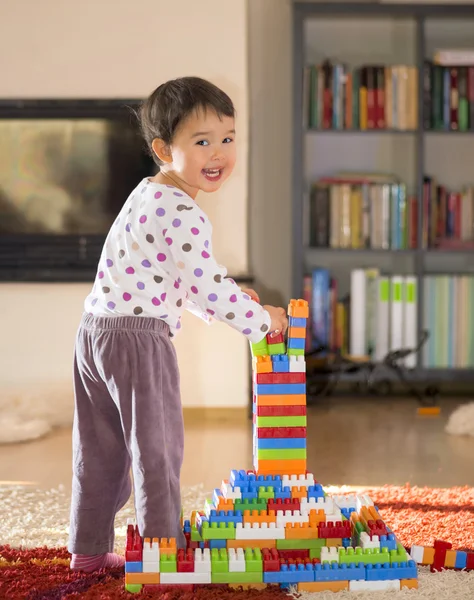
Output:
(288, 299), (309, 318)
(253, 356), (273, 373)
(125, 573), (160, 584)
(298, 581), (349, 592)
(445, 549), (457, 568)
(401, 579), (419, 589)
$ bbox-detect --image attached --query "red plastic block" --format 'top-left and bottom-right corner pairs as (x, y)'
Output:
(466, 552), (474, 570)
(177, 548), (194, 572)
(257, 427), (307, 438)
(431, 540), (453, 573)
(256, 405), (307, 417)
(262, 548), (280, 572)
(255, 373), (306, 384)
(318, 521), (351, 539)
(188, 541), (200, 550)
(125, 524), (143, 562)
(367, 519), (388, 538)
(278, 549), (310, 561)
(268, 498), (301, 513)
(267, 332), (284, 345)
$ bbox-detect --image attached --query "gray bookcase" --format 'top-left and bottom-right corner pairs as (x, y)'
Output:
(292, 2), (474, 382)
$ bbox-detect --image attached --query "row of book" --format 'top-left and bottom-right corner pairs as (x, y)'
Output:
(304, 51), (474, 132)
(302, 268), (474, 369)
(308, 172), (474, 250)
(303, 62), (418, 131)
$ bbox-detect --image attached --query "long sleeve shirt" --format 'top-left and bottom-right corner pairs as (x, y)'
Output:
(84, 178), (271, 343)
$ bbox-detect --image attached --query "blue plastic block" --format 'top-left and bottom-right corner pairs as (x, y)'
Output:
(274, 487), (292, 500)
(365, 560), (417, 581)
(455, 551), (467, 570)
(209, 539), (227, 549)
(287, 338), (306, 350)
(342, 538), (351, 548)
(183, 519), (191, 533)
(314, 562), (365, 582)
(230, 470), (249, 487)
(379, 534), (397, 551)
(213, 488), (224, 505)
(125, 561), (143, 573)
(340, 508), (356, 520)
(263, 563), (315, 584)
(257, 437), (306, 450)
(271, 355), (290, 372)
(199, 542), (206, 549)
(208, 510), (243, 525)
(240, 490), (258, 500)
(255, 383), (306, 395)
(289, 317), (307, 328)
(250, 475), (283, 491)
(307, 484), (325, 499)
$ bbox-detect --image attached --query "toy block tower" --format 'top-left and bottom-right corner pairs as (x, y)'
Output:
(251, 300), (309, 477)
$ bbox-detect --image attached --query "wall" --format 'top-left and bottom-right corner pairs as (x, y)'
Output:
(0, 0), (252, 411)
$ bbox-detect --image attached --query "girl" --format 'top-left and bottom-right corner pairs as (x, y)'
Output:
(69, 76), (288, 572)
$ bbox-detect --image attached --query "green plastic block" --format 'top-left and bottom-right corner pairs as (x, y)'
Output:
(125, 583), (143, 593)
(255, 416), (307, 427)
(268, 342), (286, 355)
(338, 547), (390, 566)
(391, 543), (409, 564)
(191, 524), (203, 542)
(257, 487), (275, 500)
(234, 498), (268, 512)
(309, 548), (322, 559)
(201, 521), (236, 540)
(211, 548), (229, 573)
(287, 348), (305, 356)
(160, 553), (177, 572)
(251, 338), (269, 357)
(245, 548), (263, 572)
(277, 538), (326, 550)
(212, 571), (263, 584)
(256, 449), (307, 460)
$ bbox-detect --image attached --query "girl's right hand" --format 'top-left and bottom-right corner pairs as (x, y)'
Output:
(263, 305), (288, 338)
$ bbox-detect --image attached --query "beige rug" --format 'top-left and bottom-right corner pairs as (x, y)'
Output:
(1, 484), (473, 599)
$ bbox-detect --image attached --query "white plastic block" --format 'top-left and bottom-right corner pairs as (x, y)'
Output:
(275, 510), (309, 527)
(221, 480), (242, 500)
(160, 572), (212, 584)
(282, 473), (315, 489)
(356, 494), (374, 512)
(143, 538), (160, 572)
(289, 355), (306, 372)
(410, 545), (425, 564)
(235, 522), (286, 540)
(332, 494), (358, 510)
(320, 547), (340, 564)
(143, 561), (160, 573)
(228, 548), (246, 572)
(359, 531), (380, 550)
(349, 579), (401, 591)
(126, 518), (136, 526)
(194, 548), (211, 573)
(300, 497), (340, 520)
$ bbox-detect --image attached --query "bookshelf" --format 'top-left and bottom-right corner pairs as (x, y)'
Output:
(292, 2), (474, 383)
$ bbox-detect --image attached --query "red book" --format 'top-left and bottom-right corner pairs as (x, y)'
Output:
(450, 68), (459, 131)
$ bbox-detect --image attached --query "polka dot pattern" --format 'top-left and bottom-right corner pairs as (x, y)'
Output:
(85, 182), (270, 343)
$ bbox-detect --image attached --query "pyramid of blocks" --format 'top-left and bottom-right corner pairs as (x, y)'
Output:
(123, 299), (420, 593)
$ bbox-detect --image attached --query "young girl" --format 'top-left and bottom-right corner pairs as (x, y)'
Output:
(68, 76), (288, 572)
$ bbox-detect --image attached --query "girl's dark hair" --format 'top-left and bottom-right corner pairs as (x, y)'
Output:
(138, 76), (235, 166)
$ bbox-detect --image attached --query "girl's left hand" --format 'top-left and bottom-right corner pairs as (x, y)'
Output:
(242, 288), (260, 303)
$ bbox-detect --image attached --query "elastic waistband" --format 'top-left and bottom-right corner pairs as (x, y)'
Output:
(81, 313), (170, 335)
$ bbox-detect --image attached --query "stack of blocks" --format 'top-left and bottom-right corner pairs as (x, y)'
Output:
(124, 299), (421, 594)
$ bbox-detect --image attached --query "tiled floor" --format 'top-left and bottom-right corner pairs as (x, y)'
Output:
(0, 397), (473, 491)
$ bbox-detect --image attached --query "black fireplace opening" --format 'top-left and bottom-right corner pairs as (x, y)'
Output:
(0, 99), (158, 282)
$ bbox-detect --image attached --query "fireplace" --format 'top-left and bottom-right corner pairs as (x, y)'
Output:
(0, 99), (157, 282)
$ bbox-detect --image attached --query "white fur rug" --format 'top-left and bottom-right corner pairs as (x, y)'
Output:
(0, 382), (74, 444)
(446, 402), (474, 437)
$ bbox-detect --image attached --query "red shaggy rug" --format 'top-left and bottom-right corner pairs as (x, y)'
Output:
(1, 485), (473, 599)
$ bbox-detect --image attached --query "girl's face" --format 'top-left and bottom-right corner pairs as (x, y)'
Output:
(158, 108), (236, 199)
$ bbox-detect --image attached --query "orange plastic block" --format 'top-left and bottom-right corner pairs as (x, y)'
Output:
(285, 522), (319, 539)
(326, 538), (343, 547)
(227, 539), (276, 549)
(422, 547), (435, 565)
(256, 459), (307, 474)
(288, 326), (306, 339)
(159, 538), (177, 554)
(401, 579), (419, 589)
(417, 406), (441, 416)
(445, 550), (457, 568)
(309, 509), (327, 526)
(288, 299), (309, 318)
(243, 510), (276, 525)
(291, 486), (308, 500)
(255, 394), (306, 406)
(125, 573), (160, 584)
(216, 498), (234, 511)
(298, 581), (349, 592)
(253, 356), (273, 373)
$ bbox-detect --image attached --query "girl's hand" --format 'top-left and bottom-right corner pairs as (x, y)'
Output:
(242, 288), (260, 303)
(263, 305), (288, 337)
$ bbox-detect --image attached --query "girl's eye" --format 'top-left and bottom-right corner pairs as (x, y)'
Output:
(196, 140), (209, 146)
(223, 137), (233, 144)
